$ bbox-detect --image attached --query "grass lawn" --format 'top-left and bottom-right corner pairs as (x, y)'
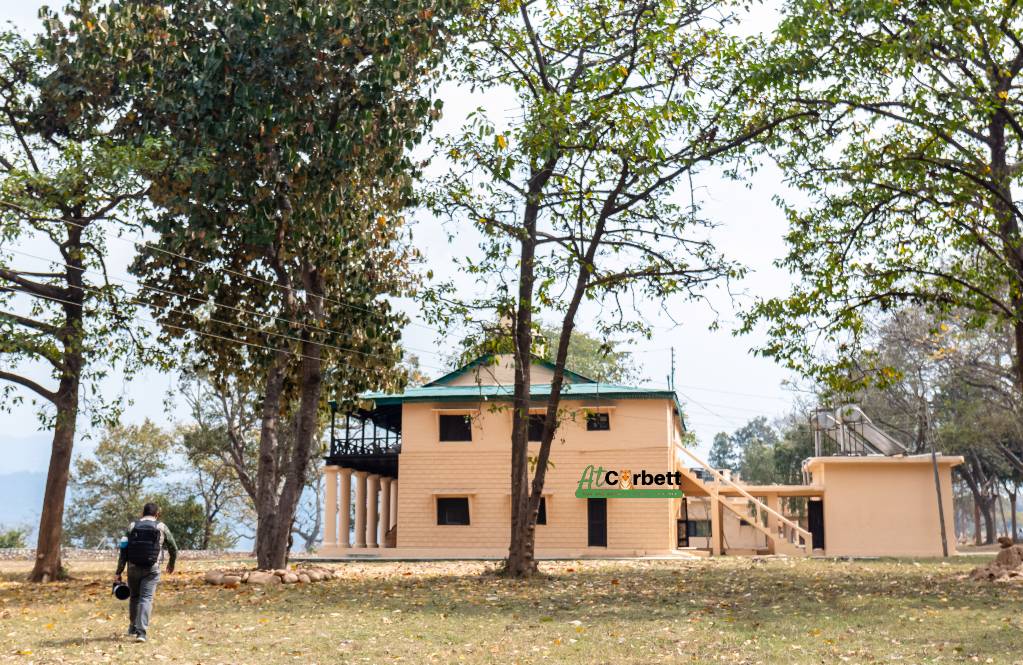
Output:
(1, 555), (1020, 664)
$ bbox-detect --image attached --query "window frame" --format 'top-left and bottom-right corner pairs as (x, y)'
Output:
(438, 413), (473, 442)
(586, 411), (611, 431)
(527, 413), (545, 442)
(436, 497), (471, 525)
(536, 496), (547, 525)
(686, 519), (712, 538)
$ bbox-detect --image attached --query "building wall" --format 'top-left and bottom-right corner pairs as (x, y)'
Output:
(440, 355), (564, 387)
(395, 398), (680, 553)
(806, 457), (959, 557)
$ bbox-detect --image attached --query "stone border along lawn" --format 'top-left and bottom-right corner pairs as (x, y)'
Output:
(1, 556), (1021, 664)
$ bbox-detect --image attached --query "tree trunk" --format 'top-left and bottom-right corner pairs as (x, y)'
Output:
(29, 224), (85, 583)
(254, 354), (287, 569)
(255, 267), (325, 570)
(505, 171), (549, 578)
(974, 498), (982, 546)
(997, 489), (1009, 538)
(1006, 484), (1014, 540)
(29, 394), (78, 582)
(505, 244), (538, 577)
(982, 497), (996, 544)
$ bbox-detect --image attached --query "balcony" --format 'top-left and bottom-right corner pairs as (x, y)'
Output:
(326, 402), (401, 477)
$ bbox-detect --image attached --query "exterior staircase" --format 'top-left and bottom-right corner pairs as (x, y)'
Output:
(675, 445), (811, 556)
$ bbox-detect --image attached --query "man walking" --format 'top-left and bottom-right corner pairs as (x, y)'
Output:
(115, 502), (178, 642)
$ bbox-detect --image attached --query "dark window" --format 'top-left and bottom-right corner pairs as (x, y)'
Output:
(686, 520), (711, 538)
(536, 497), (547, 525)
(586, 412), (610, 431)
(439, 414), (472, 441)
(437, 497), (470, 525)
(528, 414), (544, 441)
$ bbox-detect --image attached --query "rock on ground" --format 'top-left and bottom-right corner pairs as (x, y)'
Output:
(201, 564), (339, 587)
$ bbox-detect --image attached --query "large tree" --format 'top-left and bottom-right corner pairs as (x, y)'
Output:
(744, 0), (1023, 402)
(50, 0), (457, 568)
(439, 0), (801, 575)
(0, 30), (155, 581)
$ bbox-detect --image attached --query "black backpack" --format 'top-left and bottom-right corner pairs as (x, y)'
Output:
(124, 521), (162, 567)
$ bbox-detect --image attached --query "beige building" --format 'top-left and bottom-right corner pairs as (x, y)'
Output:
(319, 356), (962, 558)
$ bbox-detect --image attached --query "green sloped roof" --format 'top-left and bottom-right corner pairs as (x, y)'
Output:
(361, 382), (688, 431)
(362, 382), (675, 405)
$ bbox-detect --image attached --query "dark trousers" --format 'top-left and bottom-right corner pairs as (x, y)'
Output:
(127, 564), (160, 637)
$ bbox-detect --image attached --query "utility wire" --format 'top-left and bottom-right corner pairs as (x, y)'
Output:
(19, 214), (445, 336)
(3, 247), (451, 372)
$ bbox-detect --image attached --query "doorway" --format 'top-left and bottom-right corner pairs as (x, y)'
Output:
(808, 499), (825, 550)
(587, 498), (607, 547)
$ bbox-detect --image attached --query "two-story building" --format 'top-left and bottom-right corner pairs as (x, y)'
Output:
(319, 355), (962, 559)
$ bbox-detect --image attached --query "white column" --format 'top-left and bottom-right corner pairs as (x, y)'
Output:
(366, 474), (380, 548)
(338, 468), (352, 549)
(389, 480), (398, 532)
(353, 471), (367, 548)
(323, 465), (339, 548)
(379, 477), (392, 547)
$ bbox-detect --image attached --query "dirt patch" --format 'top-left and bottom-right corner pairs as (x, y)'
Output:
(969, 539), (1023, 582)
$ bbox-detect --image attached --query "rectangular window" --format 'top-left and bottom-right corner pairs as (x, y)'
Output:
(439, 414), (472, 442)
(436, 497), (470, 525)
(528, 414), (545, 441)
(536, 497), (547, 525)
(686, 520), (711, 538)
(586, 412), (610, 431)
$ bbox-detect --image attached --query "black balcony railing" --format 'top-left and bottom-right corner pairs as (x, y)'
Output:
(326, 403), (402, 476)
(330, 434), (401, 458)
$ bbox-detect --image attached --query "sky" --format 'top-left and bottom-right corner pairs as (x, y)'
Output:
(0, 1), (809, 474)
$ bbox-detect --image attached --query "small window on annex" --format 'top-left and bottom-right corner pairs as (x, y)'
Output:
(436, 497), (470, 525)
(439, 414), (473, 442)
(586, 412), (610, 431)
(686, 520), (711, 538)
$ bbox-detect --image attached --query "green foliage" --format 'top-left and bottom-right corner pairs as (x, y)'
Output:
(63, 420), (172, 547)
(711, 415), (812, 484)
(146, 493), (207, 551)
(743, 0), (1023, 394)
(64, 418), (239, 549)
(707, 432), (738, 472)
(0, 525), (29, 549)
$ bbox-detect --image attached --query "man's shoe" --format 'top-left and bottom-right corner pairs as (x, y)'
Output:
(135, 634), (147, 643)
(127, 628), (137, 637)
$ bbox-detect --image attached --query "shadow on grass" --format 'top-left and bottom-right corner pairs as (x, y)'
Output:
(34, 635), (123, 648)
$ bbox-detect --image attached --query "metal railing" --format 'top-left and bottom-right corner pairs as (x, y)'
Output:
(329, 435), (401, 457)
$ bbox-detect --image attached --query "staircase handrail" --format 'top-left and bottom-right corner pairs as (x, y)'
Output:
(676, 445), (812, 547)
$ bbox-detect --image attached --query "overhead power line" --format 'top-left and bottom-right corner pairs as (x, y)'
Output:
(21, 214), (445, 336)
(3, 247), (450, 372)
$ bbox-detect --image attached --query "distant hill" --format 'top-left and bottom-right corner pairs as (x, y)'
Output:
(0, 471), (46, 536)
